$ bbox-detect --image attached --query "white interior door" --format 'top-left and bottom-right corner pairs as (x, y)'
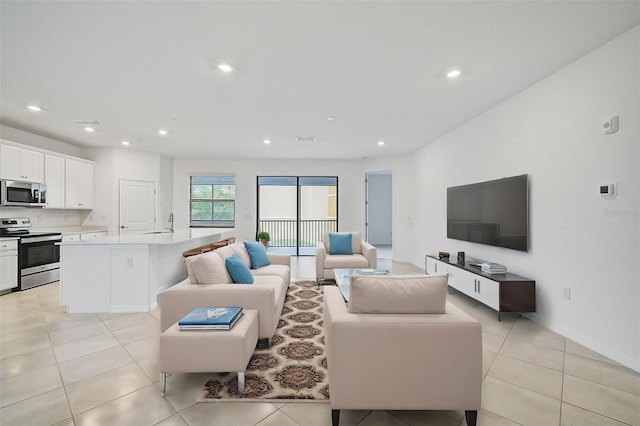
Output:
(119, 180), (156, 235)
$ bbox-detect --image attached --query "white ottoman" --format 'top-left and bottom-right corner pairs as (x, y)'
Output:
(159, 309), (258, 396)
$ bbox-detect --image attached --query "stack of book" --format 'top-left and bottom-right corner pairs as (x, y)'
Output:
(178, 307), (243, 330)
(480, 263), (508, 274)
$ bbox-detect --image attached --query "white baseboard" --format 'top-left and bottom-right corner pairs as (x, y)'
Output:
(524, 313), (640, 373)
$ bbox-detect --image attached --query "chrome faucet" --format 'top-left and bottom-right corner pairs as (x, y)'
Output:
(168, 213), (174, 233)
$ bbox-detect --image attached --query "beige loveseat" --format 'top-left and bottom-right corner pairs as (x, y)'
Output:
(159, 242), (290, 344)
(315, 231), (377, 283)
(323, 274), (482, 426)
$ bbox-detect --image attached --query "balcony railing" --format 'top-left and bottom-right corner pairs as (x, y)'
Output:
(258, 219), (337, 247)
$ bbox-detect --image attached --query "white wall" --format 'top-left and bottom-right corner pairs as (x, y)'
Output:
(411, 27), (640, 371)
(82, 148), (172, 234)
(1, 125), (83, 157)
(173, 159), (363, 242)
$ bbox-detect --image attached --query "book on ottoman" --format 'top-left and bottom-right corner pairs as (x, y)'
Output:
(178, 307), (243, 330)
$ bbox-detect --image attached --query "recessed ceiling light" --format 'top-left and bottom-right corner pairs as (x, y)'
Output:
(26, 105), (42, 112)
(327, 116), (336, 121)
(377, 140), (385, 146)
(218, 62), (235, 73)
(121, 140), (130, 146)
(84, 127), (95, 133)
(158, 129), (168, 136)
(263, 139), (271, 145)
(446, 69), (462, 79)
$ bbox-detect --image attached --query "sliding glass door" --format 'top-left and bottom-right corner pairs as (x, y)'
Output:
(257, 176), (338, 255)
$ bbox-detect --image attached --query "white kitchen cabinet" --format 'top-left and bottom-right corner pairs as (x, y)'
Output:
(44, 154), (65, 208)
(65, 159), (94, 209)
(62, 234), (81, 242)
(80, 232), (107, 240)
(0, 144), (44, 182)
(0, 240), (18, 292)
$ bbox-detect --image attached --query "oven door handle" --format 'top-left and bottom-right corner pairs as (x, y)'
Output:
(21, 236), (63, 244)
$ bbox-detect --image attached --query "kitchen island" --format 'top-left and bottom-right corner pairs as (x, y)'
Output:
(60, 228), (234, 313)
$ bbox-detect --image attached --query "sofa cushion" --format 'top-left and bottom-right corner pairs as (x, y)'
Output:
(229, 242), (252, 267)
(328, 233), (353, 255)
(190, 251), (231, 284)
(215, 245), (235, 260)
(243, 241), (271, 269)
(324, 254), (370, 269)
(348, 274), (448, 314)
(184, 252), (206, 283)
(225, 253), (254, 284)
(251, 264), (290, 281)
(324, 231), (362, 254)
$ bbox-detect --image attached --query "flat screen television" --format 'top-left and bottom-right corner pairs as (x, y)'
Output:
(447, 174), (528, 251)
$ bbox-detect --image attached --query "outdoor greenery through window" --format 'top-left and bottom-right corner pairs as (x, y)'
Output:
(190, 176), (235, 227)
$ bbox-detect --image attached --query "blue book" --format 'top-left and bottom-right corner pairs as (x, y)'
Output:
(178, 307), (243, 330)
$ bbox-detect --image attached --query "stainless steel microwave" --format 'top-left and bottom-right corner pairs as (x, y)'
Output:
(0, 180), (47, 207)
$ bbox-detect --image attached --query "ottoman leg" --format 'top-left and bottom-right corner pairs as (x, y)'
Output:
(238, 372), (245, 393)
(161, 373), (167, 397)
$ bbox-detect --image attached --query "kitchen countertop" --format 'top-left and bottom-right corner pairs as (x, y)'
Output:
(31, 226), (109, 234)
(61, 228), (233, 245)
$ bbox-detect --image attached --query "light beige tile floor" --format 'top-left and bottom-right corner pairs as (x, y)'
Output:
(1, 255), (639, 426)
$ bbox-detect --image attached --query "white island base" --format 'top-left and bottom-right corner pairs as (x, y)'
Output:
(60, 229), (233, 313)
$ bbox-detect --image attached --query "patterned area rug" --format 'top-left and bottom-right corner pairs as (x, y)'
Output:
(198, 281), (329, 402)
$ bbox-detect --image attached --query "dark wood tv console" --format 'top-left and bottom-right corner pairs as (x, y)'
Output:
(425, 255), (535, 320)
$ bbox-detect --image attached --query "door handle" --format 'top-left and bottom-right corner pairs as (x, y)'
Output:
(120, 226), (128, 229)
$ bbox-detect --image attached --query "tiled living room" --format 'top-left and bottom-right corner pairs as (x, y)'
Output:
(1, 1), (639, 425)
(1, 255), (638, 426)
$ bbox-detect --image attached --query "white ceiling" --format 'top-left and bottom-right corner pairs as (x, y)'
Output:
(1, 1), (639, 160)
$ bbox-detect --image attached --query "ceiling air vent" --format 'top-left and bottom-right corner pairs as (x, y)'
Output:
(71, 120), (100, 126)
(295, 136), (315, 142)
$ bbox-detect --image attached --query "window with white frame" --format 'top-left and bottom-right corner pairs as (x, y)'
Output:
(190, 176), (235, 227)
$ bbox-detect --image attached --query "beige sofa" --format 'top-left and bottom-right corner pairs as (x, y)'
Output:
(159, 242), (290, 344)
(323, 274), (482, 426)
(315, 231), (377, 283)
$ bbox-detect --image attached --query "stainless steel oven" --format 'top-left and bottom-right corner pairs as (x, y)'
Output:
(19, 233), (62, 290)
(0, 218), (61, 290)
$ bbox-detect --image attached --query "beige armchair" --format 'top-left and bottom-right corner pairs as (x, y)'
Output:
(315, 231), (377, 284)
(323, 274), (482, 426)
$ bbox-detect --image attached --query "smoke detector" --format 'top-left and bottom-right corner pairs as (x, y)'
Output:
(72, 120), (100, 126)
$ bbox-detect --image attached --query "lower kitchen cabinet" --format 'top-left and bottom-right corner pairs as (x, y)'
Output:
(0, 240), (18, 292)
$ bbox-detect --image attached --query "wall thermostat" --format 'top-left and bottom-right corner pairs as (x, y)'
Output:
(600, 183), (616, 196)
(603, 116), (619, 134)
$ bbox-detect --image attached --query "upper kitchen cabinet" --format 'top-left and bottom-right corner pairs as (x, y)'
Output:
(65, 158), (94, 209)
(0, 144), (44, 182)
(44, 154), (65, 208)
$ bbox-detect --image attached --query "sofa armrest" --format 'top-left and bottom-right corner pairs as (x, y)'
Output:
(361, 241), (377, 269)
(159, 279), (277, 338)
(315, 242), (327, 279)
(323, 286), (481, 411)
(267, 252), (290, 266)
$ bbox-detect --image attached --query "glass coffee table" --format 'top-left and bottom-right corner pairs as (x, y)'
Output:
(333, 268), (390, 301)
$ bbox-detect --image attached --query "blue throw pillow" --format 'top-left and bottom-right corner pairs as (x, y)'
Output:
(329, 233), (353, 255)
(225, 253), (254, 284)
(243, 241), (271, 269)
